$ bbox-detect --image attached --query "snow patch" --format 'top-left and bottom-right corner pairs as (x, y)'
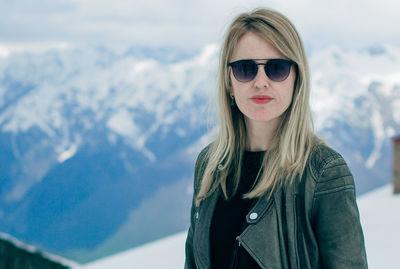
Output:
(107, 109), (139, 138)
(57, 145), (78, 163)
(132, 59), (158, 73)
(358, 185), (400, 269)
(365, 108), (385, 168)
(393, 100), (400, 123)
(386, 127), (395, 139)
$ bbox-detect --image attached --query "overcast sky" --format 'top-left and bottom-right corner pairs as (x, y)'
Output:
(0, 0), (399, 51)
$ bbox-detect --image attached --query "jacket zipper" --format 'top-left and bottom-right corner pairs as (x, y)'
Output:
(193, 209), (203, 269)
(229, 237), (241, 269)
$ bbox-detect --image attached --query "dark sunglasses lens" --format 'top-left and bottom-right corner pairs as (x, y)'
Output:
(231, 60), (257, 82)
(265, 59), (292, 82)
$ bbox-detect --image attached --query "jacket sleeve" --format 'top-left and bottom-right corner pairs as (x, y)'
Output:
(185, 195), (197, 269)
(311, 152), (368, 268)
(185, 146), (209, 269)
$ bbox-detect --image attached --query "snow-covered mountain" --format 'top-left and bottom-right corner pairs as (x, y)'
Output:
(0, 43), (398, 263)
(309, 45), (400, 193)
(75, 184), (400, 269)
(0, 44), (217, 262)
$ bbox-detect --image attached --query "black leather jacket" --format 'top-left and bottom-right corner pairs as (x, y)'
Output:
(185, 143), (368, 268)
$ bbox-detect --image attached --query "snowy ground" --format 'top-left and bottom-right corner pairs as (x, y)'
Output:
(357, 184), (400, 269)
(76, 232), (187, 269)
(76, 184), (399, 268)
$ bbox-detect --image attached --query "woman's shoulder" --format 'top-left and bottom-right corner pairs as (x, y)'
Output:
(195, 143), (212, 168)
(307, 142), (353, 185)
(309, 142), (344, 167)
(192, 143), (213, 191)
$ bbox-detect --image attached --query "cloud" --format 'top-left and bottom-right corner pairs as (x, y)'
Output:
(0, 0), (399, 49)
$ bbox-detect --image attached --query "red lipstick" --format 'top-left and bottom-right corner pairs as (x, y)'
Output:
(251, 95), (272, 104)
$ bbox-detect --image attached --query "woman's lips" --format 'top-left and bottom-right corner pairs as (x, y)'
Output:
(251, 95), (272, 104)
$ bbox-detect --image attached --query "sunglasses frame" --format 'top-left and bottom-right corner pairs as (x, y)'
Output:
(228, 58), (296, 83)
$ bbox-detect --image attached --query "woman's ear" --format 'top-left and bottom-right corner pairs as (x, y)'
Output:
(228, 88), (233, 97)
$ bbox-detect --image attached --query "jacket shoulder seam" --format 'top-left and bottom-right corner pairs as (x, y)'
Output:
(314, 184), (355, 197)
(309, 144), (346, 220)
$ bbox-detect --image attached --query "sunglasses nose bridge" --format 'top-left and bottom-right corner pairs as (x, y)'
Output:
(253, 63), (271, 84)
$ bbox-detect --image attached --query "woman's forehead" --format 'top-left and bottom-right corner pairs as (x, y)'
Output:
(231, 32), (284, 61)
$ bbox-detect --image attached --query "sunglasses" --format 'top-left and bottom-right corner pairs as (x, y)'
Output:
(228, 59), (296, 83)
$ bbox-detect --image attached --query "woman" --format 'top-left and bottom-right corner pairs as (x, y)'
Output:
(185, 8), (368, 269)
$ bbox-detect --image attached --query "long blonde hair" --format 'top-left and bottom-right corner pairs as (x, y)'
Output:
(195, 8), (320, 206)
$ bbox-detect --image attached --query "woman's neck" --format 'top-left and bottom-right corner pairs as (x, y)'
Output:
(244, 117), (280, 151)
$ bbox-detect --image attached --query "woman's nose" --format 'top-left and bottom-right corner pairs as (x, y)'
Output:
(253, 65), (270, 88)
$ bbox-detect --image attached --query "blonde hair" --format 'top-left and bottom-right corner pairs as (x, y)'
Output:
(196, 8), (321, 206)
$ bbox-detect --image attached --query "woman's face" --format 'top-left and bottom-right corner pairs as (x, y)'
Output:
(229, 32), (296, 131)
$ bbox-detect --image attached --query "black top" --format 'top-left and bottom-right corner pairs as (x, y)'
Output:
(210, 150), (265, 269)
